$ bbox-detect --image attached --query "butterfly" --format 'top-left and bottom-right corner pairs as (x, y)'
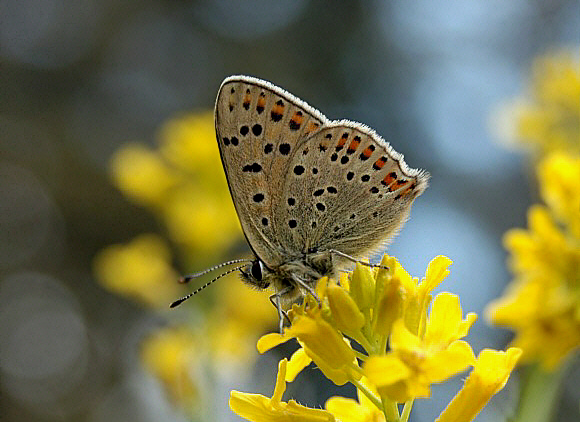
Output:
(172, 76), (429, 327)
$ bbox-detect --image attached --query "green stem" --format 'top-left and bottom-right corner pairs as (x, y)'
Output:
(353, 349), (368, 361)
(348, 361), (365, 377)
(351, 331), (375, 355)
(379, 332), (388, 354)
(380, 393), (401, 422)
(512, 362), (568, 422)
(351, 378), (384, 413)
(401, 399), (414, 422)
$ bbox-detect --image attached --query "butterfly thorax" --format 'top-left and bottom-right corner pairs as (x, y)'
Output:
(240, 251), (336, 303)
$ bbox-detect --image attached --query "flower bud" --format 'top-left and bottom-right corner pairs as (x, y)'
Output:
(327, 285), (365, 332)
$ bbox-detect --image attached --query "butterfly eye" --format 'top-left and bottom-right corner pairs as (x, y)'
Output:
(251, 260), (263, 281)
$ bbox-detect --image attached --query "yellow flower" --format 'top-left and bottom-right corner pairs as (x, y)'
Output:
(229, 358), (335, 422)
(488, 202), (580, 369)
(158, 111), (219, 175)
(325, 380), (386, 422)
(365, 293), (476, 402)
(93, 234), (180, 307)
(436, 348), (522, 422)
(161, 182), (241, 262)
(258, 307), (359, 386)
(208, 280), (276, 363)
(538, 152), (580, 237)
(326, 283), (365, 332)
(493, 49), (579, 154)
(110, 112), (242, 265)
(110, 143), (179, 206)
(234, 255), (516, 421)
(141, 326), (198, 406)
(504, 205), (578, 279)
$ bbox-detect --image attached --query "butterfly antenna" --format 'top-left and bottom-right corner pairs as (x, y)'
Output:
(170, 265), (247, 308)
(179, 259), (253, 284)
(328, 249), (389, 271)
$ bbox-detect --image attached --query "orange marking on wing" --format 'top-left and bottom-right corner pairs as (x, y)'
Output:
(382, 172), (397, 187)
(336, 132), (349, 150)
(305, 121), (320, 134)
(271, 100), (285, 121)
(400, 182), (417, 197)
(243, 90), (252, 109)
(391, 179), (410, 193)
(256, 93), (266, 112)
(373, 156), (387, 170)
(347, 136), (361, 153)
(362, 147), (373, 157)
(289, 111), (304, 130)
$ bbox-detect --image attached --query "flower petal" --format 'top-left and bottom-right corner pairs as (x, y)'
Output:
(423, 340), (475, 383)
(229, 391), (274, 421)
(257, 333), (291, 354)
(288, 315), (355, 369)
(327, 285), (365, 332)
(364, 355), (410, 387)
(286, 348), (312, 382)
(426, 293), (476, 346)
(271, 359), (288, 403)
(390, 319), (421, 351)
(436, 348), (522, 422)
(422, 255), (453, 293)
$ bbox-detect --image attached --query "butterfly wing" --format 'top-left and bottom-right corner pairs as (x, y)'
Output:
(275, 121), (429, 258)
(215, 76), (328, 268)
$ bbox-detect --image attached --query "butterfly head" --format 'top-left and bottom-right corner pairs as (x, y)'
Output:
(239, 258), (271, 290)
(239, 251), (340, 304)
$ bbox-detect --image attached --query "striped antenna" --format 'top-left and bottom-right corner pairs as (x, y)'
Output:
(178, 258), (253, 284)
(170, 265), (247, 308)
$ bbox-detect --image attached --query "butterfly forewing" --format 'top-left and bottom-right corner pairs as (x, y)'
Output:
(278, 122), (429, 258)
(215, 76), (328, 267)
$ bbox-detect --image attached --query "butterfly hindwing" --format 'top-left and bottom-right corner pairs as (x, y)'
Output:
(215, 76), (328, 267)
(277, 121), (429, 258)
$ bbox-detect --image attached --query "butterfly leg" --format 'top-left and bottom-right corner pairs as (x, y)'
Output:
(269, 288), (292, 333)
(291, 274), (322, 307)
(328, 249), (389, 271)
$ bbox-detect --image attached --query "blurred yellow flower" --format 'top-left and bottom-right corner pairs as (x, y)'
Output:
(493, 49), (579, 154)
(96, 111), (279, 415)
(538, 152), (580, 237)
(230, 359), (335, 422)
(158, 111), (219, 175)
(93, 233), (180, 307)
(487, 205), (580, 369)
(238, 255), (517, 421)
(110, 143), (179, 206)
(141, 326), (198, 406)
(208, 279), (276, 363)
(488, 151), (580, 370)
(109, 112), (242, 266)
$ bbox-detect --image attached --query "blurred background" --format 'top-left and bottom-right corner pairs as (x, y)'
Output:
(0, 1), (578, 421)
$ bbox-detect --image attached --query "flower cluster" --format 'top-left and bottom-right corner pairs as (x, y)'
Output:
(109, 112), (242, 265)
(487, 152), (580, 369)
(230, 256), (521, 422)
(487, 49), (580, 371)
